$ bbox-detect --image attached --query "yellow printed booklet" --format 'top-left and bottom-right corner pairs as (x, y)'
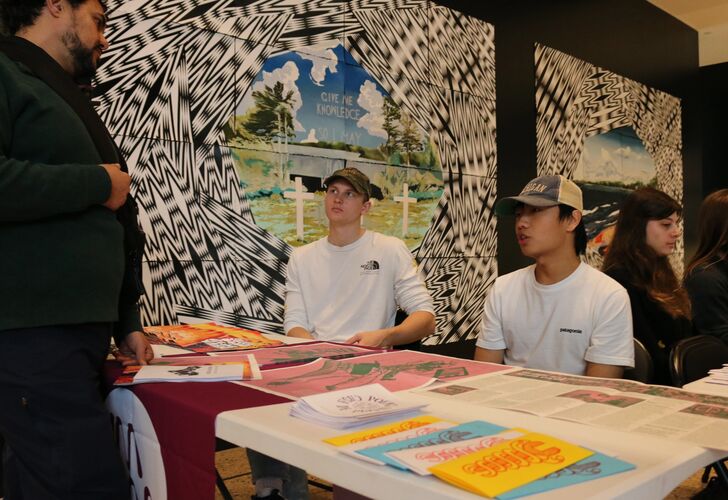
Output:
(429, 432), (593, 498)
(323, 415), (444, 446)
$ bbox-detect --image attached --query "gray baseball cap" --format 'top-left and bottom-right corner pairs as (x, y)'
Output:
(495, 175), (583, 215)
(323, 167), (371, 199)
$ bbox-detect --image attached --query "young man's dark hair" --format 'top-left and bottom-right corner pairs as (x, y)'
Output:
(558, 204), (587, 255)
(0, 0), (106, 34)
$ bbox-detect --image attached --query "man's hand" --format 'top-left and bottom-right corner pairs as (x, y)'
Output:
(346, 329), (393, 348)
(101, 163), (130, 211)
(115, 331), (154, 366)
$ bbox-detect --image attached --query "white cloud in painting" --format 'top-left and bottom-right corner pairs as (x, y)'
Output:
(356, 80), (387, 139)
(299, 48), (338, 86)
(614, 146), (634, 159)
(301, 129), (318, 143)
(237, 61), (305, 131)
(576, 130), (656, 185)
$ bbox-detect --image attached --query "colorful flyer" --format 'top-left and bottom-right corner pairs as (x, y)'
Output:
(429, 432), (594, 498)
(339, 422), (458, 465)
(498, 452), (635, 499)
(355, 420), (507, 469)
(144, 323), (283, 352)
(386, 429), (525, 475)
(323, 415), (445, 446)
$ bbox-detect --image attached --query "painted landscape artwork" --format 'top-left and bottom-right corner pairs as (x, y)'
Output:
(574, 126), (657, 256)
(226, 44), (443, 248)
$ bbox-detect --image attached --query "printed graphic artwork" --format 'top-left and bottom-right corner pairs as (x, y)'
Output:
(143, 323), (282, 353)
(213, 341), (385, 368)
(535, 45), (683, 271)
(240, 350), (510, 398)
(96, 0), (497, 345)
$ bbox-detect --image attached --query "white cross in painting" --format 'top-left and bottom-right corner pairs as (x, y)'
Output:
(361, 198), (376, 227)
(283, 176), (314, 240)
(393, 182), (416, 236)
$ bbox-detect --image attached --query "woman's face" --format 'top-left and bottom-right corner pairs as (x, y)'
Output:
(645, 212), (681, 256)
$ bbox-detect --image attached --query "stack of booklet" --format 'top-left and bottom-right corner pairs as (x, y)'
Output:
(323, 415), (635, 498)
(114, 354), (261, 385)
(290, 384), (428, 429)
(706, 365), (728, 385)
(143, 323), (283, 353)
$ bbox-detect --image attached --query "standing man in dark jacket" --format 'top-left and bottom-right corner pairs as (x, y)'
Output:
(0, 1), (153, 498)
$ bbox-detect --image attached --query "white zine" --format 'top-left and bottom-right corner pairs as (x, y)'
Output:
(290, 383), (428, 429)
(133, 363), (247, 383)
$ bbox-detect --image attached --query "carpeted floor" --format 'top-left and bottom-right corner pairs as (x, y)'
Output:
(214, 446), (713, 499)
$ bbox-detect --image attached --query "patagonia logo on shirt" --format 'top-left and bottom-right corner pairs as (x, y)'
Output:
(360, 260), (380, 274)
(559, 327), (583, 334)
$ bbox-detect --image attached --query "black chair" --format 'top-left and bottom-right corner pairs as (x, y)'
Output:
(670, 335), (728, 489)
(623, 338), (654, 384)
(670, 335), (728, 387)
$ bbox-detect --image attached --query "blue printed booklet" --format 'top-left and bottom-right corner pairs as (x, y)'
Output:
(497, 452), (635, 499)
(355, 420), (506, 469)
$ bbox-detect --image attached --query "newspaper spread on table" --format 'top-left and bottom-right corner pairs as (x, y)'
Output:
(412, 368), (728, 451)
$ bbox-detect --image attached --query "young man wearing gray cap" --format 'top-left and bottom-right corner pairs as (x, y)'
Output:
(284, 166), (435, 347)
(248, 167), (435, 500)
(474, 175), (634, 378)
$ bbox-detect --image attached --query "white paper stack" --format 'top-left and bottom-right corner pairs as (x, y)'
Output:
(707, 366), (728, 385)
(290, 384), (428, 429)
(131, 364), (250, 384)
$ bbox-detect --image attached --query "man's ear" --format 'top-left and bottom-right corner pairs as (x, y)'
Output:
(361, 200), (372, 215)
(566, 209), (582, 232)
(46, 0), (65, 18)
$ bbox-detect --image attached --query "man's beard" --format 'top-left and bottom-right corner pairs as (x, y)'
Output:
(61, 30), (98, 83)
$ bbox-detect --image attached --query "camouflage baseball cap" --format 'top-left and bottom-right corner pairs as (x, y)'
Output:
(323, 167), (371, 199)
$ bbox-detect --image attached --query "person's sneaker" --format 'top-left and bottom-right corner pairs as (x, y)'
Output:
(251, 489), (284, 500)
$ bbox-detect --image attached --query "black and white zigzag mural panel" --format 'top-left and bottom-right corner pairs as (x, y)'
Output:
(419, 257), (498, 345)
(98, 0), (497, 345)
(535, 44), (684, 272)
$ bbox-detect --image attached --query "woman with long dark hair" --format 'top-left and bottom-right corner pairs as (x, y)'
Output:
(603, 187), (691, 384)
(685, 189), (728, 343)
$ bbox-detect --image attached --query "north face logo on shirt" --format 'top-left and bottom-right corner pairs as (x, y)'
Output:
(360, 260), (380, 274)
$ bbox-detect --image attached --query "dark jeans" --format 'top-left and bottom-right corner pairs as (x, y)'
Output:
(0, 324), (129, 500)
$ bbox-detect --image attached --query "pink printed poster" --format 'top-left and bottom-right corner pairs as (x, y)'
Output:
(240, 350), (510, 399)
(214, 341), (385, 368)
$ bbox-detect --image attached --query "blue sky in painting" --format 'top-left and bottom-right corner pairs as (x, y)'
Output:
(236, 44), (391, 149)
(575, 126), (656, 184)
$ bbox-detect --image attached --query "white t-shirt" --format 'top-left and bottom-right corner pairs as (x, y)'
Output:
(477, 262), (634, 375)
(284, 231), (434, 342)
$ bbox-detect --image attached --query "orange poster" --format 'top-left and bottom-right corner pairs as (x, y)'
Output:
(429, 432), (593, 498)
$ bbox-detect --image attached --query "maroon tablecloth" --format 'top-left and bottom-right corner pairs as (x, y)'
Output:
(104, 363), (289, 500)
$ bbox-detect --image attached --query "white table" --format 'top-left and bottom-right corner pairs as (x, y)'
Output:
(216, 392), (726, 499)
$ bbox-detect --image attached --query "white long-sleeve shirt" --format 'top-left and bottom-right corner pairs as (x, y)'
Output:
(284, 231), (434, 342)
